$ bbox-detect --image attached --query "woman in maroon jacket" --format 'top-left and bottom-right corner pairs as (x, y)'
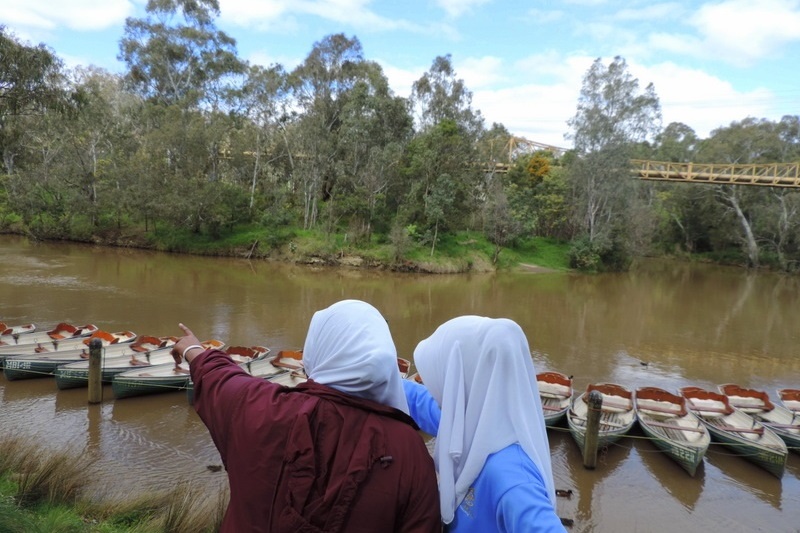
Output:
(172, 300), (440, 533)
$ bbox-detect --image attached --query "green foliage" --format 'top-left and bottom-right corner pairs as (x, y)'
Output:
(568, 233), (632, 272)
(4, 22), (800, 275)
(507, 237), (570, 270)
(568, 236), (602, 271)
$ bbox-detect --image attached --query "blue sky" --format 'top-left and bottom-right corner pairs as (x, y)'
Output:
(3, 0), (800, 148)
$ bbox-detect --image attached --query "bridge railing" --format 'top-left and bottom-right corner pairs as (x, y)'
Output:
(632, 160), (800, 188)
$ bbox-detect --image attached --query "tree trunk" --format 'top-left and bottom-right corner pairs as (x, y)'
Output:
(726, 189), (759, 267)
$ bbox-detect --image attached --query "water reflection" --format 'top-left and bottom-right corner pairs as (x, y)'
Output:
(635, 437), (705, 510)
(704, 447), (783, 510)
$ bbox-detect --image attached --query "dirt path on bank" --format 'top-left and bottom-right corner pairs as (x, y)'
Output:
(517, 263), (561, 273)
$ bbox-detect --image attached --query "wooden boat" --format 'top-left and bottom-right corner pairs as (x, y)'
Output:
(777, 388), (800, 414)
(537, 371), (573, 427)
(397, 357), (411, 379)
(268, 350), (411, 379)
(187, 347), (285, 404)
(54, 336), (181, 389)
(0, 322), (37, 337)
(634, 386), (710, 476)
(0, 322), (98, 349)
(680, 386), (787, 478)
(0, 323), (100, 366)
(718, 384), (800, 455)
(567, 383), (637, 453)
(3, 330), (137, 381)
(112, 342), (275, 400)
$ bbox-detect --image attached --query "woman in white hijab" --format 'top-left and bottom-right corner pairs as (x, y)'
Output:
(403, 316), (565, 532)
(303, 299), (409, 413)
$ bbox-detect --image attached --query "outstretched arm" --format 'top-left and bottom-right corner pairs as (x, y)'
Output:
(402, 379), (441, 436)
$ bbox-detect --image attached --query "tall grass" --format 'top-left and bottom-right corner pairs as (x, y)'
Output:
(0, 435), (228, 532)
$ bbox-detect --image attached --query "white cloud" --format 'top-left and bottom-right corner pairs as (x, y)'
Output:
(526, 8), (565, 24)
(647, 0), (800, 66)
(434, 0), (491, 18)
(688, 0), (800, 65)
(220, 0), (416, 32)
(380, 62), (423, 98)
(457, 56), (506, 89)
(2, 0), (134, 31)
(628, 60), (778, 137)
(471, 54), (595, 147)
(613, 2), (685, 22)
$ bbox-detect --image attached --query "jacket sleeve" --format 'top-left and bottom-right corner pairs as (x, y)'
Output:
(402, 379), (441, 437)
(190, 349), (279, 462)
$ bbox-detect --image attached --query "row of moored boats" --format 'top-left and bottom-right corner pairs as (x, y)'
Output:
(536, 371), (799, 479)
(0, 321), (408, 402)
(3, 322), (797, 479)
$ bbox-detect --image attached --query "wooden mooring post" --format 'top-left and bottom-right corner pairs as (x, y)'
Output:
(88, 338), (103, 404)
(582, 390), (603, 469)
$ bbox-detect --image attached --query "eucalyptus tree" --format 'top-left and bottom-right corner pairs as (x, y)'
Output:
(335, 63), (412, 241)
(566, 56), (661, 269)
(119, 0), (246, 233)
(654, 122), (699, 162)
(401, 55), (485, 251)
(288, 33), (410, 233)
(503, 151), (570, 239)
(697, 117), (800, 267)
(0, 27), (67, 176)
(119, 0), (244, 109)
(235, 64), (290, 213)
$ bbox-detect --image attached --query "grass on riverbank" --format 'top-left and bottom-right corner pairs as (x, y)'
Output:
(0, 435), (226, 533)
(131, 224), (571, 273)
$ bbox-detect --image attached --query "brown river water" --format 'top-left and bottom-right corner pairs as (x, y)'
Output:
(0, 235), (798, 532)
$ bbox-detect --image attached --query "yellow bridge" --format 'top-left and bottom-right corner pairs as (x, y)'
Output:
(487, 137), (800, 189)
(632, 160), (800, 188)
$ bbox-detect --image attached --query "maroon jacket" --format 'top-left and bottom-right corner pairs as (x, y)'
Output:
(191, 350), (441, 533)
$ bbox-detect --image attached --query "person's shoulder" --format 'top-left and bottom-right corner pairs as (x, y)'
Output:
(481, 444), (544, 489)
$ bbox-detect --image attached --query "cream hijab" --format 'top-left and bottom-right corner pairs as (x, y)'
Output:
(414, 316), (556, 524)
(302, 299), (409, 414)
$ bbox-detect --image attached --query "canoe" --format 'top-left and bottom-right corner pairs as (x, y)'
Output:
(634, 386), (710, 476)
(537, 371), (572, 427)
(53, 336), (181, 389)
(718, 384), (800, 454)
(567, 383), (637, 454)
(0, 322), (98, 350)
(679, 386), (787, 478)
(0, 322), (37, 337)
(3, 330), (137, 381)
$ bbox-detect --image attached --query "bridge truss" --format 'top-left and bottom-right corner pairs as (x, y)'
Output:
(632, 160), (800, 188)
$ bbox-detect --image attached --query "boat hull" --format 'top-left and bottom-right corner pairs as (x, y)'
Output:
(567, 383), (636, 454)
(681, 387), (787, 479)
(112, 371), (191, 399)
(3, 358), (73, 380)
(54, 347), (177, 390)
(2, 331), (138, 380)
(635, 387), (710, 477)
(537, 371), (572, 427)
(720, 384), (800, 455)
(112, 341), (238, 399)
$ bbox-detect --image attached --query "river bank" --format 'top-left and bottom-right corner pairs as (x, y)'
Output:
(1, 227), (570, 274)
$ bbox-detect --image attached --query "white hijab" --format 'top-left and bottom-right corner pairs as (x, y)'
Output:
(302, 299), (409, 414)
(414, 316), (556, 524)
